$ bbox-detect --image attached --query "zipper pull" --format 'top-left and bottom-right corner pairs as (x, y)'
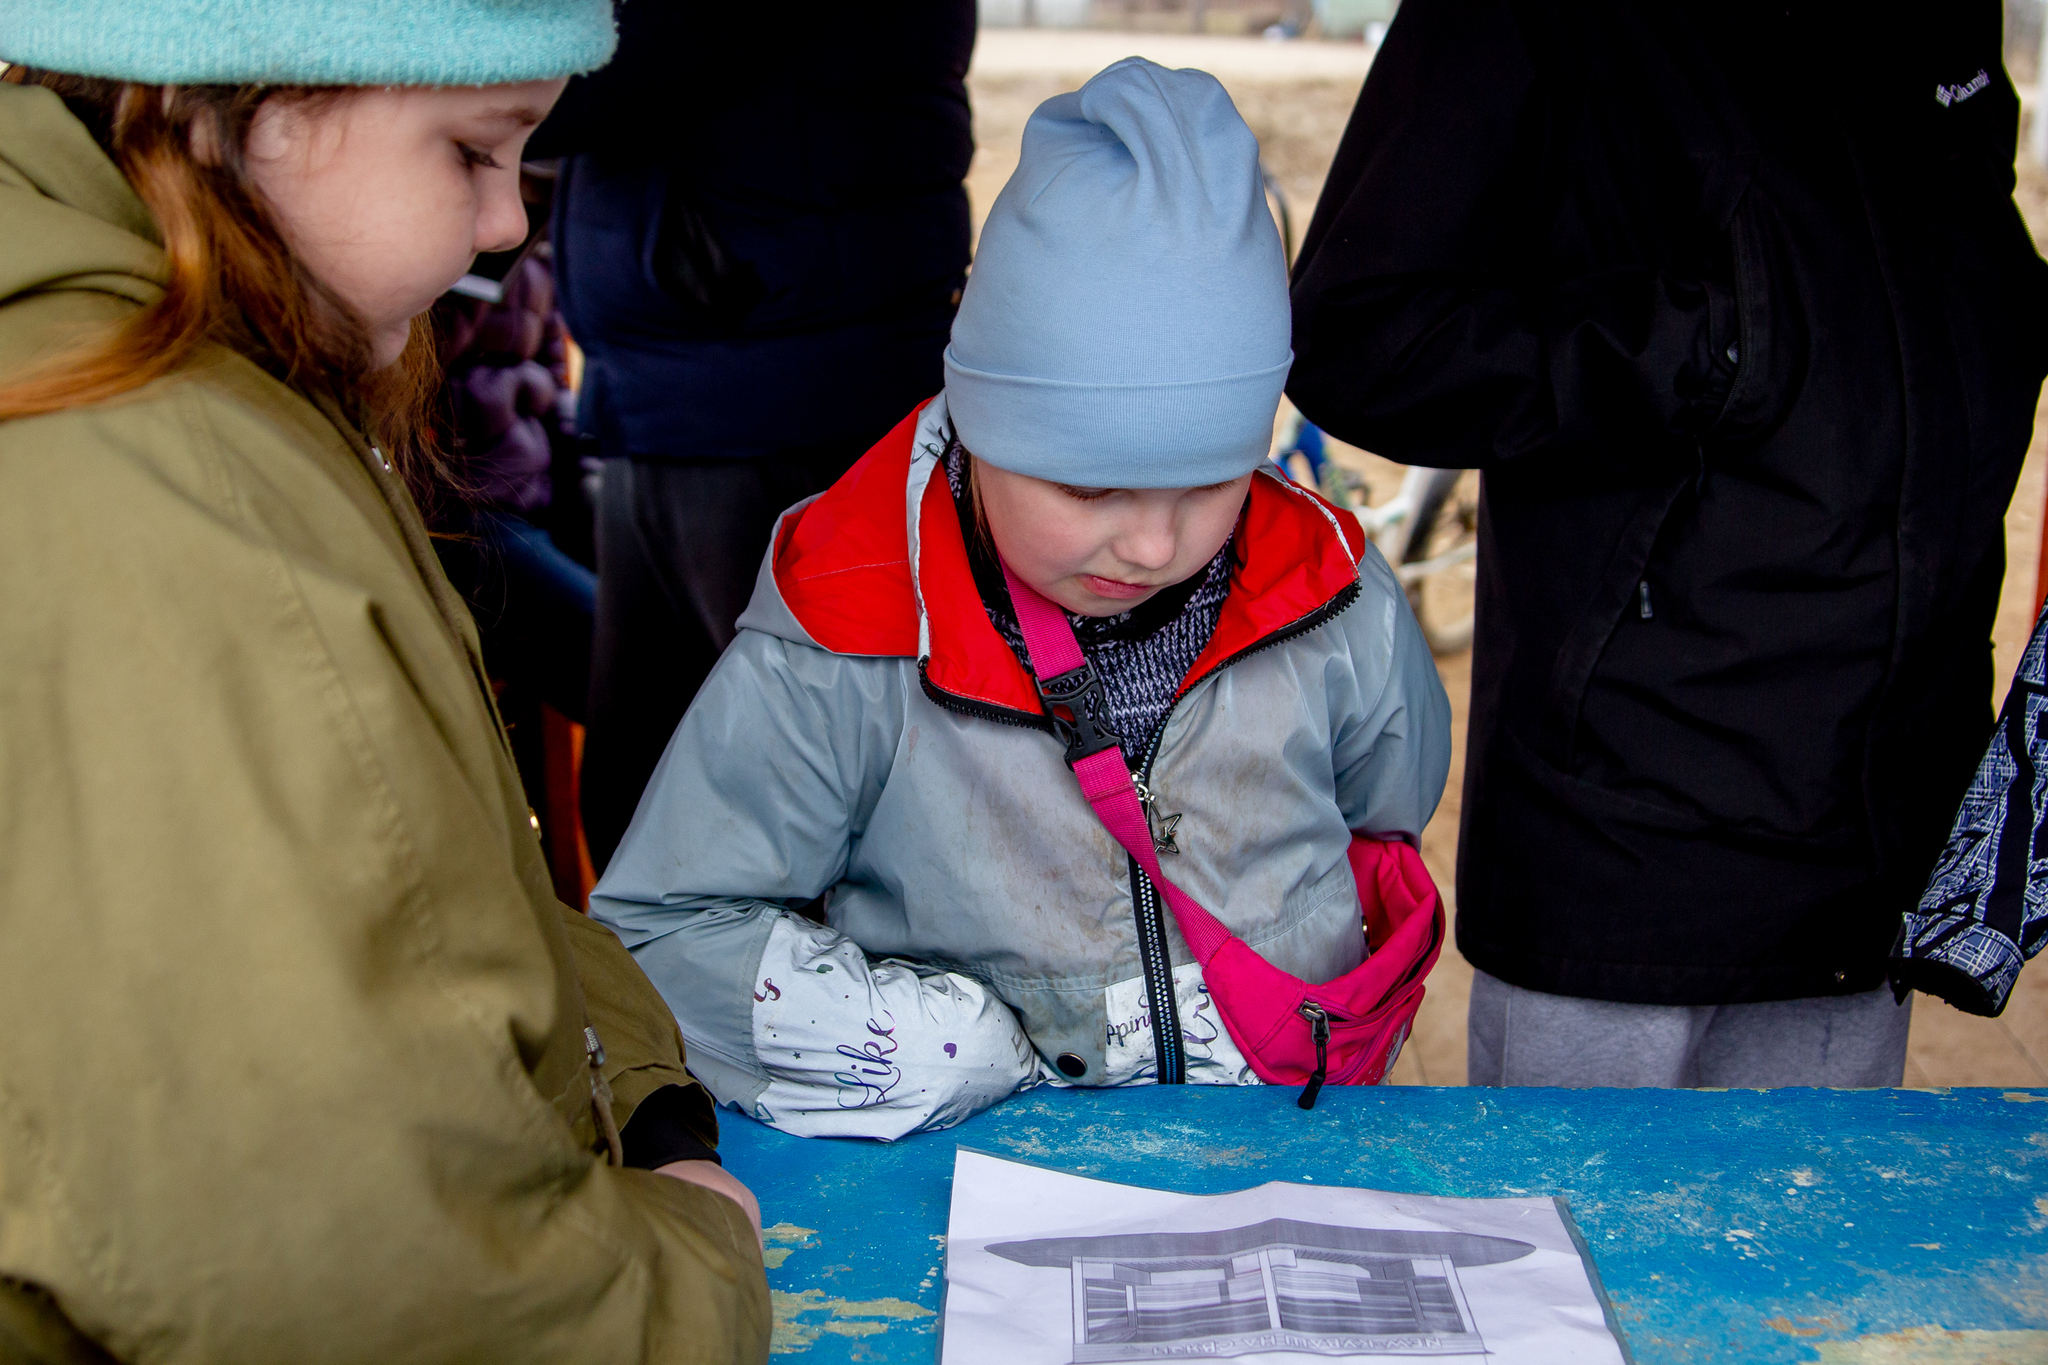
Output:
(1637, 580), (1654, 620)
(1296, 1002), (1331, 1110)
(584, 1025), (623, 1165)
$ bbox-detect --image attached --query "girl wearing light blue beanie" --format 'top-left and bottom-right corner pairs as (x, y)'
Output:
(0, 3), (772, 1359)
(591, 60), (1453, 1140)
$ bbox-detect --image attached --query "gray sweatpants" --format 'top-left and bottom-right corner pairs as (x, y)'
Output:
(1467, 970), (1913, 1088)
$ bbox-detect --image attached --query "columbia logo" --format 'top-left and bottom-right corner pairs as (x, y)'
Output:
(1936, 69), (1990, 107)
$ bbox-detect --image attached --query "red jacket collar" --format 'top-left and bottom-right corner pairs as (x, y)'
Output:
(771, 400), (1366, 716)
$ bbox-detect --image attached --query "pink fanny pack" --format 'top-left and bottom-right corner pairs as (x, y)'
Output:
(1002, 560), (1445, 1108)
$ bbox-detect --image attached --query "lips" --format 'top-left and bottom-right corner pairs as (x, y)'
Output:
(1079, 574), (1159, 600)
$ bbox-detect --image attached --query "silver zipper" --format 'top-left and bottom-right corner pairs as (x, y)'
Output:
(1131, 727), (1184, 1084)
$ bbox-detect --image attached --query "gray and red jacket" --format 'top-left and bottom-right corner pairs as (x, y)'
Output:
(591, 396), (1450, 1139)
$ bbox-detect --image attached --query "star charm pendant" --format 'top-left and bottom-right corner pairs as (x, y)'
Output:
(1150, 810), (1183, 856)
(1134, 778), (1182, 855)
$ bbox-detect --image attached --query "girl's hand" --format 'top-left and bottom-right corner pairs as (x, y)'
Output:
(655, 1159), (763, 1243)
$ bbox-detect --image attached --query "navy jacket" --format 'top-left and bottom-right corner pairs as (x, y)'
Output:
(532, 2), (975, 460)
(1289, 0), (2048, 1005)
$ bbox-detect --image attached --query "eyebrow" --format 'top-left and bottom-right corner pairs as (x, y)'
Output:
(472, 104), (546, 130)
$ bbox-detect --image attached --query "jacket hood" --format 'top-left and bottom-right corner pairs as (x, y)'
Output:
(0, 83), (163, 319)
(740, 393), (1367, 718)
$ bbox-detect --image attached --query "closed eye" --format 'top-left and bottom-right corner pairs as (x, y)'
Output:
(1055, 483), (1115, 502)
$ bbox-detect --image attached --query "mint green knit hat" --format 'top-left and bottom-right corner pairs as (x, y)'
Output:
(0, 0), (617, 86)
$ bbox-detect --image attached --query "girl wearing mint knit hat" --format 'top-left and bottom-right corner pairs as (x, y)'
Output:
(0, 4), (770, 1360)
(583, 62), (1449, 1141)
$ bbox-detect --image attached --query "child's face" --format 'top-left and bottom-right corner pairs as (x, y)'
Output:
(975, 458), (1253, 617)
(245, 82), (568, 370)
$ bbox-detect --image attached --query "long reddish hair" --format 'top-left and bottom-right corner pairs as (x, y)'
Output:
(0, 68), (442, 493)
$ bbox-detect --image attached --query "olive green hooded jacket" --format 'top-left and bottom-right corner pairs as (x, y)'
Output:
(0, 84), (769, 1364)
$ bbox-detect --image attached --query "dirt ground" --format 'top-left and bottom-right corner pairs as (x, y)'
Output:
(967, 36), (2048, 1086)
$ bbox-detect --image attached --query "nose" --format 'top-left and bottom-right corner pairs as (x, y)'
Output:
(475, 172), (529, 256)
(1113, 503), (1179, 574)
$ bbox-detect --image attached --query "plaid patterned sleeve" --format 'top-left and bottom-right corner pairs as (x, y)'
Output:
(1891, 609), (2048, 1017)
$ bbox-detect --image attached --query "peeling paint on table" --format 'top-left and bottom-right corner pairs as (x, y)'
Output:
(762, 1222), (817, 1270)
(1811, 1326), (2048, 1363)
(717, 1086), (2048, 1362)
(771, 1288), (935, 1356)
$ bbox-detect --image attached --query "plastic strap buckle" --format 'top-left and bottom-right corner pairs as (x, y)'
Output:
(1036, 662), (1124, 767)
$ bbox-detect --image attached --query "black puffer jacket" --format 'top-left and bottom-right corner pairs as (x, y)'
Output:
(530, 1), (974, 461)
(1289, 0), (2048, 1005)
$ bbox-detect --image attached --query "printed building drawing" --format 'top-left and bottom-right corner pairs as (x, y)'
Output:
(986, 1219), (1535, 1362)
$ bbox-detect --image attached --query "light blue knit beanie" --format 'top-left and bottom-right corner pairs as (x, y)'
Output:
(945, 57), (1290, 489)
(0, 0), (615, 86)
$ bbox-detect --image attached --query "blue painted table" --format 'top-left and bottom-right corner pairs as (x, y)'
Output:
(721, 1086), (2048, 1362)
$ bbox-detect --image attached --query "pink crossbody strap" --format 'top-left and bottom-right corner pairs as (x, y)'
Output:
(1000, 560), (1235, 964)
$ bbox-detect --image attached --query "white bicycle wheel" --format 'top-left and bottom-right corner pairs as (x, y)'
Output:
(1397, 467), (1479, 656)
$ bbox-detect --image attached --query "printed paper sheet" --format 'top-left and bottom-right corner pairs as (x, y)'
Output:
(942, 1149), (1629, 1364)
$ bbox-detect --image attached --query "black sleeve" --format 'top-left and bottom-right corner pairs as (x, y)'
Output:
(1287, 0), (1747, 471)
(619, 1083), (722, 1170)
